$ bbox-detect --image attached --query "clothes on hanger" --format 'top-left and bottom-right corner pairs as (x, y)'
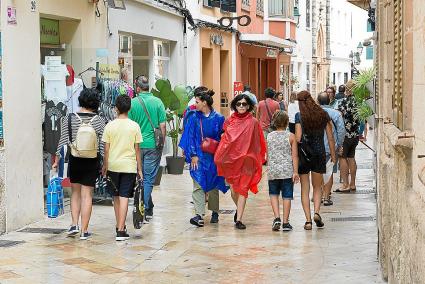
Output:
(98, 79), (134, 122)
(43, 100), (67, 154)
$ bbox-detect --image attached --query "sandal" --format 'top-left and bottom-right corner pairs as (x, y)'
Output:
(313, 213), (325, 228)
(323, 198), (333, 206)
(350, 187), (357, 192)
(334, 188), (351, 193)
(304, 221), (312, 230)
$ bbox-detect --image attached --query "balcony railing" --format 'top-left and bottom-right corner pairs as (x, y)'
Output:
(257, 0), (264, 16)
(269, 0), (294, 18)
(241, 0), (250, 11)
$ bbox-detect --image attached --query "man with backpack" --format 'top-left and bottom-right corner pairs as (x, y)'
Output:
(129, 75), (166, 222)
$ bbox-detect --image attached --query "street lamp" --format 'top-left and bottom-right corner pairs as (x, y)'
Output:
(357, 42), (364, 55)
(293, 6), (301, 27)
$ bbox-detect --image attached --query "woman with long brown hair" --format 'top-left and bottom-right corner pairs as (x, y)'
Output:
(295, 91), (336, 230)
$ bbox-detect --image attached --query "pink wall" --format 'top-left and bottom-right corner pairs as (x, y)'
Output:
(237, 0), (264, 34)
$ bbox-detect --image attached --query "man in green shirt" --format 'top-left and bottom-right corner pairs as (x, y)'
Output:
(129, 75), (166, 222)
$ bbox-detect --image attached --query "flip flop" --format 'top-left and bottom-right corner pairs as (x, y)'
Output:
(334, 188), (351, 193)
(313, 213), (325, 228)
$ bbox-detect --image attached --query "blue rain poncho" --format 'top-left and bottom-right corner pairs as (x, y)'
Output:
(179, 110), (228, 193)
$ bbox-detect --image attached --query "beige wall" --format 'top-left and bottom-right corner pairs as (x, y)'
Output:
(199, 29), (232, 114)
(0, 0), (106, 233)
(376, 0), (425, 282)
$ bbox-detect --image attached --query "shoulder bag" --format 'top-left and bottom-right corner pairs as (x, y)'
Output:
(137, 97), (164, 150)
(200, 118), (219, 154)
(298, 115), (314, 163)
(264, 100), (276, 134)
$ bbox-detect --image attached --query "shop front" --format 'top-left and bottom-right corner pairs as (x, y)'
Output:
(107, 0), (186, 88)
(0, 0), (107, 233)
(199, 28), (233, 116)
(236, 41), (292, 101)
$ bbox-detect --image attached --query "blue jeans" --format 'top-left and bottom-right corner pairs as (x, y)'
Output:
(141, 148), (161, 210)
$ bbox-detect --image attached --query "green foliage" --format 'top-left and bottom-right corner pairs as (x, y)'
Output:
(352, 68), (375, 122)
(355, 101), (374, 123)
(353, 68), (375, 104)
(151, 79), (192, 157)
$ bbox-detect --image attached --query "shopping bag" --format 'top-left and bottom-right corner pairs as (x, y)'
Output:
(46, 176), (64, 218)
(323, 161), (335, 184)
(133, 179), (144, 229)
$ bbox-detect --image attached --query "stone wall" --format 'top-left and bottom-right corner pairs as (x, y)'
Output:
(0, 150), (5, 234)
(376, 0), (425, 282)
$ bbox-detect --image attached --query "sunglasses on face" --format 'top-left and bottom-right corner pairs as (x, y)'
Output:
(236, 102), (248, 107)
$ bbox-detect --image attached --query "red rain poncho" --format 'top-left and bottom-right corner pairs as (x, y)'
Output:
(214, 112), (266, 198)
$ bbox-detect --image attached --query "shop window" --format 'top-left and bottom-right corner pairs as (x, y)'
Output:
(220, 92), (229, 108)
(306, 0), (311, 28)
(203, 0), (220, 7)
(269, 0), (294, 18)
(366, 46), (373, 60)
(344, 72), (348, 83)
(133, 41), (149, 57)
(221, 0), (236, 12)
(119, 35), (132, 54)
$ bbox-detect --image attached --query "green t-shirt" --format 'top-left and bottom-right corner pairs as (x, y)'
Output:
(129, 92), (166, 149)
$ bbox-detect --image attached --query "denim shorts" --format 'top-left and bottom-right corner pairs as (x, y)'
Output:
(268, 178), (294, 200)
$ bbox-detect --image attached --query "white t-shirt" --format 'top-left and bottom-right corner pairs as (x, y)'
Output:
(41, 64), (69, 102)
(287, 102), (300, 123)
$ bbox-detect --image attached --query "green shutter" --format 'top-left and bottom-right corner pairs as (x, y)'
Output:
(366, 46), (374, 60)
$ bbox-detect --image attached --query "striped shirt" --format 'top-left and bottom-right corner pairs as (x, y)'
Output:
(56, 113), (106, 157)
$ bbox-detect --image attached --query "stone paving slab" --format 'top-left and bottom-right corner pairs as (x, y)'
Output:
(0, 143), (385, 283)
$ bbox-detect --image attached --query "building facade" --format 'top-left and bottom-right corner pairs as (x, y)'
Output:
(349, 0), (425, 282)
(329, 0), (372, 88)
(185, 1), (236, 116)
(235, 0), (296, 100)
(107, 0), (187, 89)
(310, 0), (330, 97)
(291, 0), (313, 92)
(0, 0), (108, 233)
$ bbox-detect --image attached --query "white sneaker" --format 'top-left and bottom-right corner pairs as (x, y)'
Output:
(67, 225), (80, 236)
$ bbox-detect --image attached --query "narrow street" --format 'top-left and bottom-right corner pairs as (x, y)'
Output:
(0, 135), (383, 283)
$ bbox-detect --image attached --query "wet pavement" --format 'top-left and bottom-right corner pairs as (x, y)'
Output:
(0, 137), (384, 283)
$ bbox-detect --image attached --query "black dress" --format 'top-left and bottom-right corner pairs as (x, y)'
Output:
(295, 113), (327, 175)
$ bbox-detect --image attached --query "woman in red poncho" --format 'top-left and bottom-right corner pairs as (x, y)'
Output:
(214, 93), (267, 230)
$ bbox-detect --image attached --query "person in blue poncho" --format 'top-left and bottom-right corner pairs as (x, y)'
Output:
(179, 87), (227, 227)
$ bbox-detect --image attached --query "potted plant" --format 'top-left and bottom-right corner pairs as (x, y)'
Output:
(352, 68), (375, 123)
(151, 79), (190, 174)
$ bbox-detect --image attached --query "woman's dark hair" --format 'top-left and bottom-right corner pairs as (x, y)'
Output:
(194, 86), (215, 108)
(78, 88), (100, 111)
(230, 94), (255, 113)
(265, 87), (276, 99)
(297, 90), (330, 133)
(274, 92), (283, 101)
(115, 94), (131, 114)
(271, 110), (289, 129)
(326, 86), (336, 95)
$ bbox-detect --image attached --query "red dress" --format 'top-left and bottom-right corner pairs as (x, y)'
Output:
(214, 112), (266, 198)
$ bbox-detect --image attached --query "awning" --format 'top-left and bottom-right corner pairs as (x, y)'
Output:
(239, 33), (296, 49)
(346, 0), (370, 10)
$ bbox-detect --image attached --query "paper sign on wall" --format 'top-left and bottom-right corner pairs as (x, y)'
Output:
(44, 56), (63, 80)
(7, 6), (17, 25)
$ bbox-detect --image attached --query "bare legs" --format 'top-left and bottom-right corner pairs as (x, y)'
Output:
(270, 196), (291, 223)
(70, 184), (93, 233)
(70, 183), (82, 226)
(231, 189), (247, 222)
(339, 157), (357, 190)
(113, 197), (129, 231)
(300, 172), (324, 222)
(348, 158), (357, 189)
(323, 174), (333, 199)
